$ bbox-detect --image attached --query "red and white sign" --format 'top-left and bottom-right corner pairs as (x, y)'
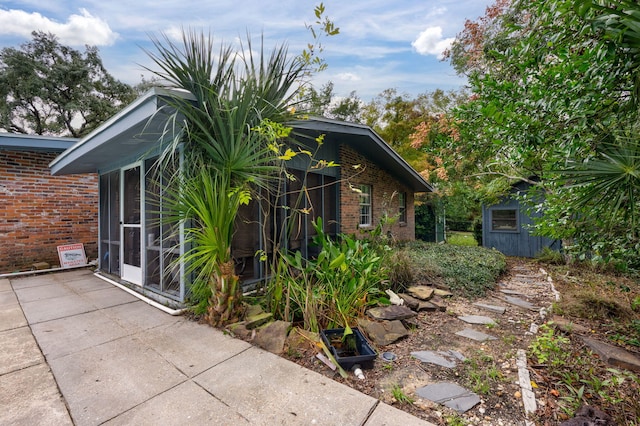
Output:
(57, 243), (87, 268)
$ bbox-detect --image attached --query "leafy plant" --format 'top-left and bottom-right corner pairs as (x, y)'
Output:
(391, 384), (414, 405)
(267, 217), (388, 331)
(528, 323), (570, 366)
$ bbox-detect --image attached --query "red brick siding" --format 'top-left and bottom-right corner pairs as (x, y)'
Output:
(0, 150), (98, 273)
(339, 145), (415, 241)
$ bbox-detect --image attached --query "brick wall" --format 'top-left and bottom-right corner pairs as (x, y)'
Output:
(339, 145), (415, 241)
(0, 150), (98, 273)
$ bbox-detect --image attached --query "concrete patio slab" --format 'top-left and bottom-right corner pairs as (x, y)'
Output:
(103, 300), (181, 333)
(31, 309), (129, 360)
(14, 282), (74, 303)
(0, 305), (27, 331)
(0, 327), (43, 375)
(365, 401), (434, 425)
(79, 286), (138, 309)
(10, 274), (59, 289)
(0, 289), (17, 307)
(49, 335), (187, 426)
(0, 363), (72, 426)
(103, 380), (249, 425)
(62, 276), (111, 293)
(20, 293), (95, 324)
(194, 345), (378, 425)
(0, 278), (10, 291)
(51, 268), (95, 284)
(138, 319), (252, 378)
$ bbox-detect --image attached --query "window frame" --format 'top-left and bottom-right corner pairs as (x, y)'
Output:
(358, 184), (372, 227)
(490, 208), (519, 232)
(398, 192), (407, 224)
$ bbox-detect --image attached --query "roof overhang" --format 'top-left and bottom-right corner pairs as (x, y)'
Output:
(50, 87), (193, 175)
(0, 133), (78, 152)
(291, 117), (433, 193)
(50, 89), (432, 193)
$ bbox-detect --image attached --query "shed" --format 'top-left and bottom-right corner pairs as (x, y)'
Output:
(482, 181), (560, 257)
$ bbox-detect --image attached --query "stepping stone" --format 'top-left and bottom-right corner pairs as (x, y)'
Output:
(500, 289), (525, 295)
(503, 295), (538, 311)
(416, 382), (480, 413)
(582, 337), (640, 372)
(458, 315), (496, 325)
(455, 328), (497, 342)
(367, 305), (416, 321)
(406, 286), (434, 301)
(473, 302), (506, 314)
(551, 316), (589, 334)
(358, 318), (409, 346)
(411, 350), (466, 368)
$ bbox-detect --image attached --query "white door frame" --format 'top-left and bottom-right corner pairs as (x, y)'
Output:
(120, 162), (143, 285)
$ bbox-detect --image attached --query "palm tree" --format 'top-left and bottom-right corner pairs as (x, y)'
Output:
(145, 30), (306, 325)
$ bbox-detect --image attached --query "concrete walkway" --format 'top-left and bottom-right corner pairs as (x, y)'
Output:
(1, 269), (432, 425)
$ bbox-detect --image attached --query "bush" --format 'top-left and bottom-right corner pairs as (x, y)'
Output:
(404, 241), (506, 298)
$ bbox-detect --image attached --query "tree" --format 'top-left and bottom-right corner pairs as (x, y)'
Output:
(0, 31), (136, 137)
(146, 30), (306, 326)
(442, 0), (640, 266)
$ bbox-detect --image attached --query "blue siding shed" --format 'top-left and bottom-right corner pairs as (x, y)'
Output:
(482, 182), (560, 257)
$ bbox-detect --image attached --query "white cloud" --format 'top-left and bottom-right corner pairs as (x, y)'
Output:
(411, 26), (454, 59)
(0, 8), (117, 46)
(336, 72), (361, 82)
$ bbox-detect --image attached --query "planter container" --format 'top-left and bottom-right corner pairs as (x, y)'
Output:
(320, 327), (377, 370)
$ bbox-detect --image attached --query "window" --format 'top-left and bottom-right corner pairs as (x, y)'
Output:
(398, 192), (407, 223)
(491, 209), (518, 231)
(359, 184), (372, 227)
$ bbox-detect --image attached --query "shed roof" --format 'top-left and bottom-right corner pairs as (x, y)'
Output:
(50, 88), (432, 192)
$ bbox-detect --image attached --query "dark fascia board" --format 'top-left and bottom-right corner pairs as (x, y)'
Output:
(49, 87), (193, 175)
(0, 132), (78, 152)
(291, 116), (433, 193)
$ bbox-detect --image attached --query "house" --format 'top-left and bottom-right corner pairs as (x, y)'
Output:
(0, 133), (98, 273)
(50, 88), (432, 306)
(481, 181), (560, 257)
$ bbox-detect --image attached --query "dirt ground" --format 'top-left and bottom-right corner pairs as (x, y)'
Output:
(282, 258), (564, 425)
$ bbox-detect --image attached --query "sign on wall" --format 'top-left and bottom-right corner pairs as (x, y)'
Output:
(57, 243), (87, 268)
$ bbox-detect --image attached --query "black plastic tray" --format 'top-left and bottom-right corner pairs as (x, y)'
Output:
(320, 327), (377, 370)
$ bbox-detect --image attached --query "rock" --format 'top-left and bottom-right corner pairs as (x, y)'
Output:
(411, 350), (466, 368)
(433, 289), (453, 298)
(473, 302), (506, 314)
(367, 305), (417, 321)
(398, 293), (420, 310)
(559, 405), (614, 426)
(245, 312), (273, 329)
(406, 286), (435, 301)
(358, 318), (409, 346)
(458, 315), (496, 325)
(253, 320), (291, 354)
(416, 382), (481, 413)
(227, 322), (252, 340)
(429, 296), (447, 312)
(582, 336), (640, 372)
(244, 303), (264, 318)
(455, 328), (498, 342)
(32, 262), (50, 270)
(551, 316), (589, 335)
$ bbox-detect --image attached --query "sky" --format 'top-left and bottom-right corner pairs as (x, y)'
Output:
(0, 1), (492, 101)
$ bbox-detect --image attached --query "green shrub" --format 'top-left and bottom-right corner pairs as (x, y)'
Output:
(404, 241), (506, 298)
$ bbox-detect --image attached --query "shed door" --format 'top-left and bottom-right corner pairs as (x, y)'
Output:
(121, 164), (142, 285)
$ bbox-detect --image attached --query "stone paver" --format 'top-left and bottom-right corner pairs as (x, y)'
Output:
(411, 350), (465, 368)
(367, 305), (417, 321)
(473, 302), (506, 314)
(458, 315), (496, 325)
(503, 295), (538, 311)
(416, 382), (480, 413)
(455, 327), (497, 342)
(582, 337), (640, 372)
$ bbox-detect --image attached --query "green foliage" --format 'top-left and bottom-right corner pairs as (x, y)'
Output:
(447, 232), (477, 247)
(267, 218), (388, 332)
(462, 352), (505, 395)
(528, 323), (570, 366)
(0, 31), (136, 136)
(391, 384), (414, 405)
(535, 247), (565, 265)
(405, 241), (506, 298)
